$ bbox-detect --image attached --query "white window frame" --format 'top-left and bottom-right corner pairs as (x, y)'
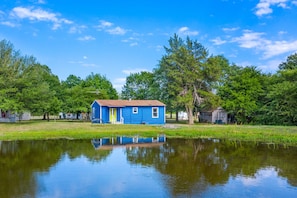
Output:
(152, 107), (159, 118)
(132, 107), (138, 114)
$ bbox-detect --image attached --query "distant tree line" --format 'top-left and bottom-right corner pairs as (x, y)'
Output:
(122, 34), (297, 126)
(1, 37), (296, 125)
(0, 39), (117, 120)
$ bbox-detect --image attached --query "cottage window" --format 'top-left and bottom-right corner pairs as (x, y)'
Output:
(132, 107), (138, 114)
(152, 107), (159, 118)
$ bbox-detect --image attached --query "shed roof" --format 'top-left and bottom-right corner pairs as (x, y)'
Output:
(96, 100), (165, 107)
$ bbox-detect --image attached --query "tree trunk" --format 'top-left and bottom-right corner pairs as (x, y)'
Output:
(175, 111), (179, 122)
(186, 107), (194, 125)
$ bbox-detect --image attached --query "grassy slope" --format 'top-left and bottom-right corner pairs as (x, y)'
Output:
(1, 120), (297, 145)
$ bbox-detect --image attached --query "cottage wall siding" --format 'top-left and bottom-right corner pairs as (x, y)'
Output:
(91, 102), (100, 123)
(91, 100), (166, 125)
(101, 106), (109, 123)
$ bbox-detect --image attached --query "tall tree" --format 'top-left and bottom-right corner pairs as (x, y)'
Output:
(0, 40), (25, 112)
(218, 65), (263, 124)
(0, 39), (62, 119)
(121, 71), (159, 100)
(156, 34), (226, 124)
(261, 53), (297, 125)
(21, 63), (62, 119)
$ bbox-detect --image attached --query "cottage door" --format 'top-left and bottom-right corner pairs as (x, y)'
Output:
(109, 108), (117, 124)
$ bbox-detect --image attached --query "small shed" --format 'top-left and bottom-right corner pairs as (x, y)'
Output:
(91, 100), (166, 125)
(199, 107), (228, 124)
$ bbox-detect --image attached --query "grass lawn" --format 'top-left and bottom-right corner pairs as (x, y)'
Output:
(1, 120), (297, 146)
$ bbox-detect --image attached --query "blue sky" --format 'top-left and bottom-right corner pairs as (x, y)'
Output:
(1, 0), (297, 91)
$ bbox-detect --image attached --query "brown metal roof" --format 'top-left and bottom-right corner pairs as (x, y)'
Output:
(96, 100), (166, 107)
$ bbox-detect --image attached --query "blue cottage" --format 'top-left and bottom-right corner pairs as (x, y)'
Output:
(91, 100), (166, 124)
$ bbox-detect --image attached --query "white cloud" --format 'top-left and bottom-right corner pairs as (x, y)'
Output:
(1, 21), (17, 27)
(81, 63), (97, 67)
(178, 26), (199, 36)
(10, 6), (73, 30)
(278, 30), (287, 35)
(239, 167), (278, 187)
(113, 78), (126, 91)
(69, 25), (87, 34)
(232, 30), (297, 59)
(106, 26), (127, 35)
(83, 56), (88, 59)
(36, 0), (46, 4)
(77, 35), (95, 41)
(222, 27), (240, 32)
(258, 58), (282, 72)
(122, 68), (149, 75)
(96, 20), (113, 30)
(232, 30), (268, 48)
(130, 42), (138, 47)
(255, 0), (289, 16)
(96, 20), (127, 35)
(122, 36), (140, 46)
(114, 78), (126, 83)
(155, 45), (163, 52)
(68, 60), (98, 67)
(211, 37), (227, 45)
(263, 40), (297, 58)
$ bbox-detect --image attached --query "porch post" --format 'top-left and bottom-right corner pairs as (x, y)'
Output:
(120, 108), (123, 123)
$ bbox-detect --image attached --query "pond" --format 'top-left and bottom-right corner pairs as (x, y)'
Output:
(1, 138), (297, 198)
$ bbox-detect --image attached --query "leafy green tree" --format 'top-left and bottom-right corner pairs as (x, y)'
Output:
(264, 71), (297, 125)
(256, 53), (297, 125)
(0, 40), (62, 119)
(82, 73), (118, 99)
(0, 40), (25, 112)
(62, 74), (83, 88)
(279, 53), (297, 70)
(62, 85), (93, 115)
(121, 71), (159, 100)
(20, 63), (62, 119)
(156, 34), (226, 124)
(218, 65), (263, 124)
(61, 73), (118, 117)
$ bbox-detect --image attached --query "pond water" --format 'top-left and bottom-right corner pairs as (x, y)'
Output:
(1, 138), (297, 198)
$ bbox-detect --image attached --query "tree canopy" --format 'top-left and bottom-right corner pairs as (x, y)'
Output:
(155, 34), (228, 124)
(217, 65), (263, 124)
(121, 71), (159, 100)
(0, 39), (118, 119)
(0, 40), (61, 118)
(1, 37), (297, 125)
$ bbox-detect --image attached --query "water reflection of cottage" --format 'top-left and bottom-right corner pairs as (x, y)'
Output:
(199, 107), (228, 124)
(91, 135), (166, 150)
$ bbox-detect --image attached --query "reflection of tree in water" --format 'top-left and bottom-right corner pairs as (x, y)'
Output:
(0, 139), (111, 198)
(125, 138), (297, 197)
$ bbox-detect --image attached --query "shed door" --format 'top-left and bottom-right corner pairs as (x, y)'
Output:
(109, 108), (117, 123)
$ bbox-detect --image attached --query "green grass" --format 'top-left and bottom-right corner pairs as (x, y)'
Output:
(1, 120), (297, 146)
